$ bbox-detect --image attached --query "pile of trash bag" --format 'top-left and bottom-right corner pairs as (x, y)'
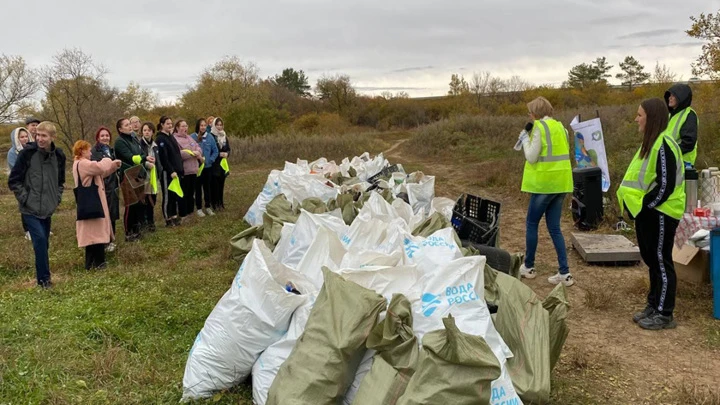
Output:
(181, 153), (570, 405)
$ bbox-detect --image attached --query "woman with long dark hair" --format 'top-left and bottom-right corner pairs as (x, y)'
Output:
(156, 116), (185, 227)
(140, 122), (160, 231)
(114, 118), (154, 241)
(617, 98), (685, 330)
(91, 127), (121, 251)
(174, 119), (204, 218)
(209, 117), (230, 211)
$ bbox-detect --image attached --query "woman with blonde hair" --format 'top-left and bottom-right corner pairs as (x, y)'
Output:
(72, 140), (122, 269)
(516, 96), (575, 286)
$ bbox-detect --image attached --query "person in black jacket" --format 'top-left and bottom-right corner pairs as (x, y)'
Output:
(664, 84), (698, 166)
(91, 126), (120, 252)
(155, 116), (186, 227)
(209, 117), (230, 211)
(114, 118), (155, 241)
(7, 121), (65, 289)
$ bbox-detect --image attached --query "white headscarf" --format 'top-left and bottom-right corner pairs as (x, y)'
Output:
(211, 117), (227, 148)
(12, 127), (30, 152)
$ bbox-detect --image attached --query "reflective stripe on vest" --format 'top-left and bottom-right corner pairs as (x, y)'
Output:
(670, 108), (689, 140)
(536, 120), (571, 163)
(620, 135), (683, 192)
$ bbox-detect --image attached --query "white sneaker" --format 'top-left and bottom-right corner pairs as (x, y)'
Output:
(105, 243), (116, 253)
(520, 264), (536, 279)
(205, 208), (215, 216)
(548, 273), (575, 287)
(196, 209), (206, 218)
(25, 231), (32, 241)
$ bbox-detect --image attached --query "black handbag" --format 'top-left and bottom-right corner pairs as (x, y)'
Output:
(74, 162), (105, 221)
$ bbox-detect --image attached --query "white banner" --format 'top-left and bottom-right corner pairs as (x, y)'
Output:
(570, 116), (610, 192)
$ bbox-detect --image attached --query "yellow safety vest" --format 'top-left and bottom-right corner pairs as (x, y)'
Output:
(668, 107), (698, 165)
(521, 118), (573, 194)
(616, 133), (685, 220)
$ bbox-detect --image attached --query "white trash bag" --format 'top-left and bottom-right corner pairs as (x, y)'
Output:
(244, 170), (281, 227)
(181, 240), (311, 401)
(410, 256), (522, 405)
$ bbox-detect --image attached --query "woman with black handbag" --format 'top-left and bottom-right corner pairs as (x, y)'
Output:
(72, 140), (122, 270)
(91, 127), (121, 252)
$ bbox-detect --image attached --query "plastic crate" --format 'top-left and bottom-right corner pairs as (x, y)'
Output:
(451, 194), (501, 245)
(367, 164), (401, 184)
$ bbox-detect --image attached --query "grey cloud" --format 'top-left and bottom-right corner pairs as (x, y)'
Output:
(617, 29), (678, 40)
(1, 0), (707, 100)
(390, 66), (435, 73)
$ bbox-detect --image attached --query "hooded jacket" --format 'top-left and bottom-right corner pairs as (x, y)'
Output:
(664, 84), (698, 156)
(8, 142), (66, 219)
(7, 127), (30, 170)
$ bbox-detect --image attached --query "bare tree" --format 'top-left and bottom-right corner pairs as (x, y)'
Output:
(0, 55), (38, 124)
(652, 61), (678, 84)
(470, 71), (491, 106)
(40, 48), (123, 150)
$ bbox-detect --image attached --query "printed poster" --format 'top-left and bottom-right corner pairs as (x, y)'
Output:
(570, 116), (610, 192)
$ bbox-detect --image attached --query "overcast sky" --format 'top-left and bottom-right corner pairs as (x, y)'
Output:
(3, 0), (717, 102)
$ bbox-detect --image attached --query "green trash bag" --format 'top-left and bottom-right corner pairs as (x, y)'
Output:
(266, 268), (386, 405)
(411, 212), (451, 237)
(352, 294), (420, 405)
(483, 267), (570, 404)
(543, 283), (570, 371)
(396, 316), (502, 405)
(229, 225), (264, 262)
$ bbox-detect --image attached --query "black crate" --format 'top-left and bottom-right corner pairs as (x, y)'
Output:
(367, 164), (401, 184)
(451, 194), (501, 245)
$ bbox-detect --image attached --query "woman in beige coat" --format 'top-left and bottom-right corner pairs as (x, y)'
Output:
(72, 140), (122, 269)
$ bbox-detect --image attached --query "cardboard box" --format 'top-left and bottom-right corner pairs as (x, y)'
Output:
(672, 244), (711, 284)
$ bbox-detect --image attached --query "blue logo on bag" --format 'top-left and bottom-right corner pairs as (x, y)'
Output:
(421, 283), (479, 317)
(404, 238), (419, 258)
(234, 261), (246, 289)
(421, 293), (442, 316)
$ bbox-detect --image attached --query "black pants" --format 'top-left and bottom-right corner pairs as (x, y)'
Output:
(181, 174), (197, 215)
(161, 172), (182, 219)
(635, 209), (679, 316)
(195, 172), (205, 210)
(144, 194), (157, 225)
(124, 202), (143, 237)
(211, 175), (226, 209)
(85, 244), (106, 269)
(111, 220), (116, 237)
(201, 170), (213, 209)
(21, 215), (29, 232)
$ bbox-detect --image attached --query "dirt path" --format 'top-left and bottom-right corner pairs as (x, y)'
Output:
(384, 139), (720, 404)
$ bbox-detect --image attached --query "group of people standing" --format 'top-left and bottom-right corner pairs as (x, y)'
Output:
(7, 115), (231, 288)
(516, 83), (697, 331)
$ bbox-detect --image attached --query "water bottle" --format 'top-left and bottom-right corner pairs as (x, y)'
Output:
(685, 168), (698, 213)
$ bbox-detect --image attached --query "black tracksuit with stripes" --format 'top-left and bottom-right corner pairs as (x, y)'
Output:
(632, 140), (679, 316)
(156, 132), (185, 220)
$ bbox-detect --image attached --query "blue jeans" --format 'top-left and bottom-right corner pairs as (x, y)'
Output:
(22, 214), (52, 285)
(525, 193), (569, 275)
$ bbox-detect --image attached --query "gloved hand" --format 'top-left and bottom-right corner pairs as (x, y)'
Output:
(514, 130), (529, 151)
(518, 130), (530, 143)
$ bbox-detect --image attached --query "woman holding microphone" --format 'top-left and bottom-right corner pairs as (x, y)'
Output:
(516, 97), (575, 287)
